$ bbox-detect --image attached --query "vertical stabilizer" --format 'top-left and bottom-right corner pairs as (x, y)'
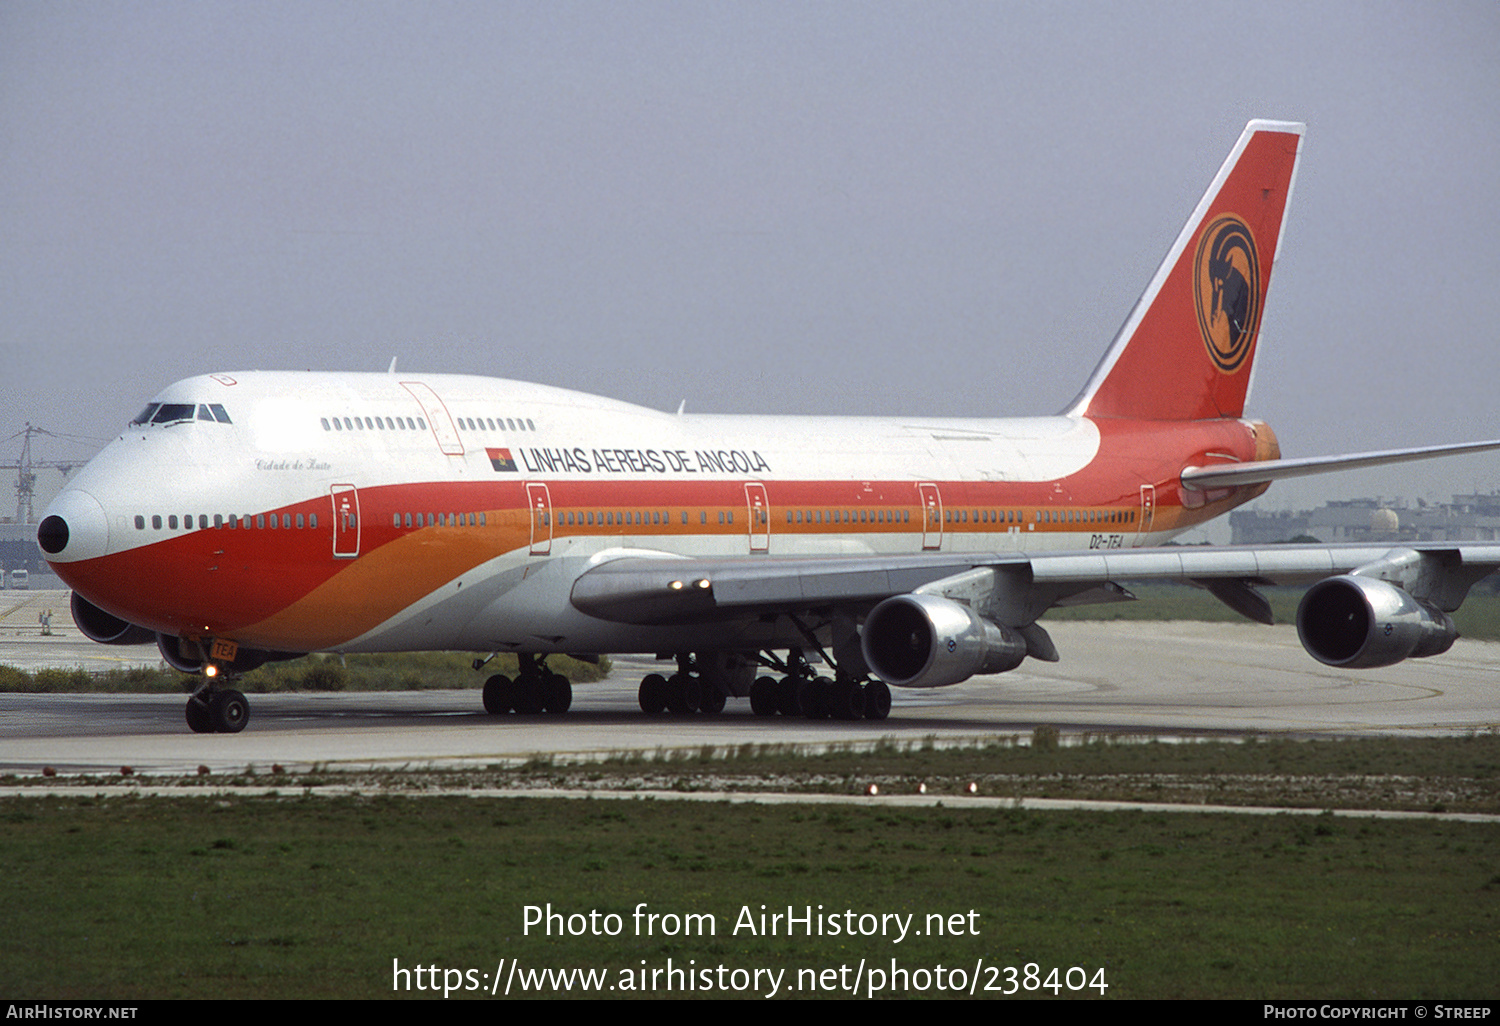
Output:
(1066, 120), (1304, 421)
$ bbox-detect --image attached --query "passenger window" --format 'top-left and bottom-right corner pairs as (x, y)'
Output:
(152, 515), (162, 529)
(134, 515), (144, 529)
(321, 418), (331, 431)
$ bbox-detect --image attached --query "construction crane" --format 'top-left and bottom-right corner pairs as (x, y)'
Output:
(2, 424), (101, 524)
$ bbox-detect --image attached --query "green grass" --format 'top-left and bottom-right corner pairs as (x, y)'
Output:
(1, 794), (1495, 999)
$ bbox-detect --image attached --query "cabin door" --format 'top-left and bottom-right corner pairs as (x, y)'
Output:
(745, 482), (770, 553)
(526, 482), (553, 556)
(331, 484), (360, 558)
(918, 482), (943, 550)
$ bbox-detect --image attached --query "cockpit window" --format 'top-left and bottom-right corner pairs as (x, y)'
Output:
(133, 402), (233, 426)
(150, 404), (197, 424)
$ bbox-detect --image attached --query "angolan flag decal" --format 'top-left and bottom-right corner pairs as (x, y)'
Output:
(487, 447), (518, 472)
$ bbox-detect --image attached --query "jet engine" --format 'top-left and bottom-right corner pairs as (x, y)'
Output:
(1296, 575), (1457, 669)
(861, 593), (1027, 688)
(70, 592), (155, 646)
(156, 633), (272, 674)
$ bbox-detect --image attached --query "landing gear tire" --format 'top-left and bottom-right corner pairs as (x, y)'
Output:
(799, 676), (832, 720)
(513, 672), (544, 714)
(829, 679), (866, 720)
(698, 684), (726, 715)
(775, 676), (802, 717)
(543, 672), (572, 714)
(638, 673), (668, 715)
(483, 674), (514, 714)
(210, 689), (249, 734)
(863, 680), (892, 720)
(185, 693), (213, 734)
(665, 673), (699, 715)
(749, 676), (778, 717)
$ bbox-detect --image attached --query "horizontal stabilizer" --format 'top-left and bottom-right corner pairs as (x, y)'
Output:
(1181, 438), (1500, 490)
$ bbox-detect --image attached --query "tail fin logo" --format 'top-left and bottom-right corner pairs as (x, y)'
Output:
(1194, 214), (1261, 373)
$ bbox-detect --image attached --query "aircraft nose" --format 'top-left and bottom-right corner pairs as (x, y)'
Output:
(37, 490), (110, 562)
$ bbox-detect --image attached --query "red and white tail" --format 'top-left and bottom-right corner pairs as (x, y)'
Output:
(1066, 120), (1304, 422)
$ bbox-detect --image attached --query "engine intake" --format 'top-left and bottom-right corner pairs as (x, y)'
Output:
(1296, 575), (1456, 669)
(862, 593), (1027, 688)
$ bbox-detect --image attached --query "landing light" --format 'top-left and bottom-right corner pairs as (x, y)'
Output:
(669, 580), (684, 591)
(204, 665), (219, 678)
(695, 578), (711, 589)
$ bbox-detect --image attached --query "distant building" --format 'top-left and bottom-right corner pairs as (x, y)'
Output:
(1231, 493), (1500, 545)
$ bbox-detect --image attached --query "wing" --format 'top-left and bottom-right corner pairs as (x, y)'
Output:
(571, 542), (1500, 685)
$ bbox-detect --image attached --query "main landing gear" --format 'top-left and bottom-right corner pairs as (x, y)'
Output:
(185, 681), (250, 734)
(482, 654), (573, 715)
(746, 649), (891, 721)
(637, 653), (728, 715)
(632, 647), (892, 720)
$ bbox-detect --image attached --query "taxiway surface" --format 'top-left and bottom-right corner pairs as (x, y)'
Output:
(3, 591), (1496, 775)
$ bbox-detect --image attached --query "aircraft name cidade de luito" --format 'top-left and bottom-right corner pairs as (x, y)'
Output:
(36, 120), (1500, 733)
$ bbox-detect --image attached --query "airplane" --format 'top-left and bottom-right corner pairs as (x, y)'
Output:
(35, 119), (1500, 734)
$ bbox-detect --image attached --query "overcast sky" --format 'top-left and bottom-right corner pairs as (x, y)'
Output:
(3, 1), (1498, 528)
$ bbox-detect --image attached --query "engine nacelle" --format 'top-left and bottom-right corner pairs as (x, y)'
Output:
(157, 633), (206, 672)
(861, 593), (1027, 688)
(156, 633), (272, 674)
(70, 592), (155, 645)
(1296, 575), (1457, 669)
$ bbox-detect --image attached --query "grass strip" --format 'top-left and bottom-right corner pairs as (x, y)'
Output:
(2, 794), (1495, 999)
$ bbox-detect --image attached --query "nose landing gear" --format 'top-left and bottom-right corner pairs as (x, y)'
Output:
(185, 681), (250, 734)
